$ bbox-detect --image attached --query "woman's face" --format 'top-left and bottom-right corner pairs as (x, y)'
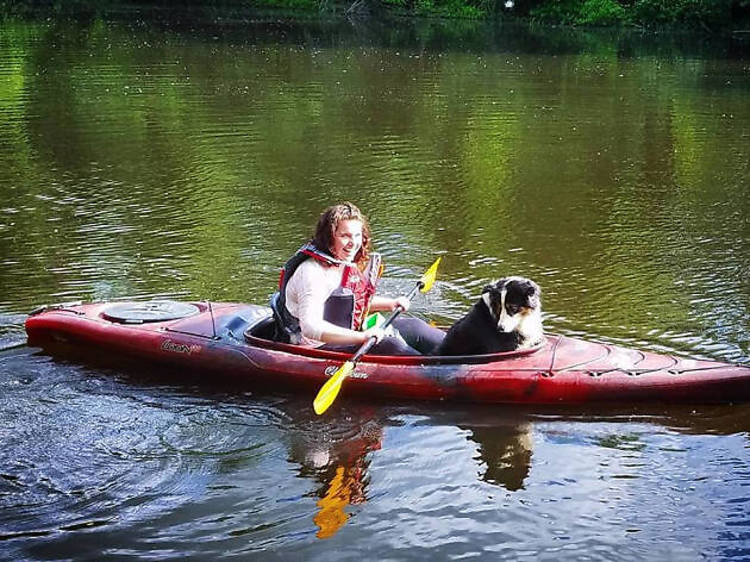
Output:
(331, 219), (363, 262)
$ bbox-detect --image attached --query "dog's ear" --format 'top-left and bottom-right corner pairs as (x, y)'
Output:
(483, 279), (506, 295)
(523, 280), (541, 306)
(524, 280), (540, 296)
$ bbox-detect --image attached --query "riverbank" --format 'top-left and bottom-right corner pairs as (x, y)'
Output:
(3, 0), (750, 31)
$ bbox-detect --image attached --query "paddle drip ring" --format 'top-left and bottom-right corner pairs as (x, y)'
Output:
(102, 301), (200, 324)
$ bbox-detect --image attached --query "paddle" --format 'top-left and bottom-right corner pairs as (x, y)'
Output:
(313, 257), (441, 415)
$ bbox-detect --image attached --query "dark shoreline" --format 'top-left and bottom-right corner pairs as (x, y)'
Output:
(3, 3), (748, 60)
(2, 0), (750, 33)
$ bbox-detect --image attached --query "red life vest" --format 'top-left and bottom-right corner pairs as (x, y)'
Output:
(340, 259), (379, 330)
(273, 244), (380, 340)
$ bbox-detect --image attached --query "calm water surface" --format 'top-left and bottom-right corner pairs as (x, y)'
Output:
(1, 8), (749, 560)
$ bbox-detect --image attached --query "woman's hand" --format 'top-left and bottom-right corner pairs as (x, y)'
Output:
(363, 323), (400, 343)
(362, 326), (386, 344)
(392, 296), (410, 312)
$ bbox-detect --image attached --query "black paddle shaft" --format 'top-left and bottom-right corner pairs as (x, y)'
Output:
(350, 282), (423, 363)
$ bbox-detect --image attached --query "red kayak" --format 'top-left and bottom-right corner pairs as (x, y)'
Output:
(24, 300), (750, 405)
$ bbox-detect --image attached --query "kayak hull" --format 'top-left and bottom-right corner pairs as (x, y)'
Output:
(24, 301), (750, 405)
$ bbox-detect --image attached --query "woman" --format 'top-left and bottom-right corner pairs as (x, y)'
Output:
(272, 202), (444, 355)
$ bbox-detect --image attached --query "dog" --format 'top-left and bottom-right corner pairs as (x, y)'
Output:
(434, 276), (544, 356)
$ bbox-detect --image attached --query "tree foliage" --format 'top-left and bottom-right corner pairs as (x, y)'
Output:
(524, 0), (747, 27)
(364, 0), (748, 27)
(1, 0), (749, 29)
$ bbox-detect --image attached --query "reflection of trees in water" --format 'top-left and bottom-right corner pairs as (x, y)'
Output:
(287, 415), (383, 539)
(463, 421), (533, 492)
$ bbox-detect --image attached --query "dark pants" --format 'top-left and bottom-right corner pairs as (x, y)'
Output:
(320, 315), (445, 356)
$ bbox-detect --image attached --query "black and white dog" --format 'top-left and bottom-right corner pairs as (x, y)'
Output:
(434, 276), (544, 356)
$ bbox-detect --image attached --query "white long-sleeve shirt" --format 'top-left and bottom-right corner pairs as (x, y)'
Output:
(284, 258), (344, 346)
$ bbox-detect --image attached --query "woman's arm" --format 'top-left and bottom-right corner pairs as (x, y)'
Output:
(369, 295), (410, 313)
(289, 261), (382, 345)
(317, 323), (376, 345)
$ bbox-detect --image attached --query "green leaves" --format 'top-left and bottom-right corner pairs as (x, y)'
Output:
(530, 0), (740, 28)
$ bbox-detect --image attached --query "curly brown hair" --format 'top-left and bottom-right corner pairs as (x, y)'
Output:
(312, 202), (371, 269)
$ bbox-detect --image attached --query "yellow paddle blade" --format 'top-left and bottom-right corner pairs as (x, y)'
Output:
(419, 257), (441, 293)
(313, 361), (354, 415)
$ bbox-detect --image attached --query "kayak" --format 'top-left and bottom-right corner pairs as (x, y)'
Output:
(24, 299), (750, 405)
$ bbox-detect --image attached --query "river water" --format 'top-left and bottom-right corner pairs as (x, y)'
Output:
(1, 8), (749, 560)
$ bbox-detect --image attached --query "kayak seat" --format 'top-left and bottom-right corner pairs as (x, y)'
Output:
(244, 315), (278, 341)
(268, 292), (303, 344)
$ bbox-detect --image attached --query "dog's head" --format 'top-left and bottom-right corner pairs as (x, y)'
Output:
(482, 277), (541, 334)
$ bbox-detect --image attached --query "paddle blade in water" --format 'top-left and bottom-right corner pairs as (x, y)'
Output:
(419, 257), (441, 293)
(313, 361), (354, 415)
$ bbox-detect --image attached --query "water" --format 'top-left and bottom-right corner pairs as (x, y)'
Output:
(1, 8), (749, 560)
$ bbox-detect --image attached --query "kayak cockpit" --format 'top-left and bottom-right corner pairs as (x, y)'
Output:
(242, 311), (546, 365)
(244, 314), (278, 341)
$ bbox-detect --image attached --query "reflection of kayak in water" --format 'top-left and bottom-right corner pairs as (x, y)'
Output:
(25, 300), (750, 405)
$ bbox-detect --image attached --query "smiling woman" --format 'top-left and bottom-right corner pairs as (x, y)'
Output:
(329, 218), (363, 263)
(271, 202), (445, 355)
